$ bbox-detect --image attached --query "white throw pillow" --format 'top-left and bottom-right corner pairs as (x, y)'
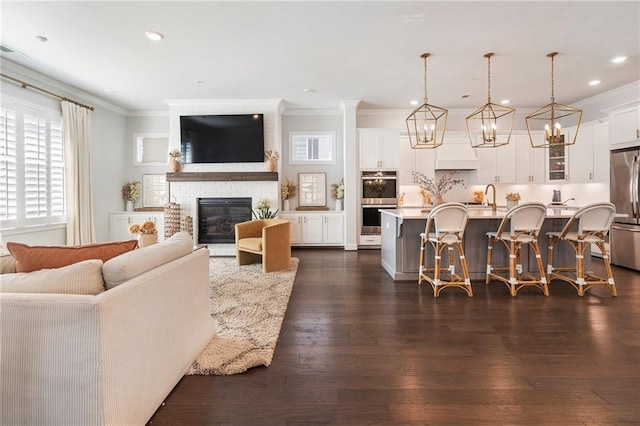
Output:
(102, 231), (194, 289)
(0, 259), (105, 295)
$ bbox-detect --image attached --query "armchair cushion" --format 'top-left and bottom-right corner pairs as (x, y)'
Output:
(237, 237), (263, 252)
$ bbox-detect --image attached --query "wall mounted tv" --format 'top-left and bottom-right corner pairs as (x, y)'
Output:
(179, 114), (264, 163)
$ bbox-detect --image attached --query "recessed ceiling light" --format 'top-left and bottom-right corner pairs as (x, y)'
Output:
(410, 100), (419, 106)
(35, 35), (48, 43)
(611, 56), (627, 64)
(303, 88), (316, 94)
(589, 80), (601, 86)
(501, 99), (510, 105)
(145, 31), (164, 41)
(461, 94), (470, 99)
(196, 80), (205, 85)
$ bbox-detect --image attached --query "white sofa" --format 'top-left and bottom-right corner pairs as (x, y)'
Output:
(0, 233), (215, 426)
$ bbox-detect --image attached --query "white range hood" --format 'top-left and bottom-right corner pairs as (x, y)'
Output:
(435, 139), (479, 170)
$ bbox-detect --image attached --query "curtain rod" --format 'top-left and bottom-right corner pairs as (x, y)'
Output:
(0, 73), (95, 111)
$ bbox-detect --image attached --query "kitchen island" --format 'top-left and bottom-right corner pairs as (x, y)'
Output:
(381, 207), (585, 282)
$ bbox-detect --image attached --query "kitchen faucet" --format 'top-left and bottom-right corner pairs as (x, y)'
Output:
(562, 197), (575, 205)
(485, 183), (497, 212)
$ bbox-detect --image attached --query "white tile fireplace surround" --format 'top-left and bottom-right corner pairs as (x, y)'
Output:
(170, 180), (279, 256)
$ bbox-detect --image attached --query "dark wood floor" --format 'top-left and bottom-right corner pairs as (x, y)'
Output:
(149, 249), (640, 425)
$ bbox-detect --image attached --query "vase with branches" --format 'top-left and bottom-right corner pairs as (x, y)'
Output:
(121, 181), (141, 211)
(330, 178), (344, 211)
(410, 171), (464, 204)
(265, 150), (279, 172)
(280, 177), (296, 211)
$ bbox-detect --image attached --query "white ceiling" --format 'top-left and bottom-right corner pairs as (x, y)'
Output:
(1, 1), (639, 112)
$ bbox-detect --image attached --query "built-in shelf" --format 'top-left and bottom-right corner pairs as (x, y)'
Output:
(166, 172), (278, 182)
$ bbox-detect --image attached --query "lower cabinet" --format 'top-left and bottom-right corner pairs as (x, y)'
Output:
(280, 212), (344, 246)
(109, 212), (165, 242)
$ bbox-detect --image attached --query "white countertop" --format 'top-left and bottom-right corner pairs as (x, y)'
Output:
(380, 207), (582, 220)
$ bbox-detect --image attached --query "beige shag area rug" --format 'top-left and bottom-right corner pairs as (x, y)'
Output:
(187, 257), (299, 376)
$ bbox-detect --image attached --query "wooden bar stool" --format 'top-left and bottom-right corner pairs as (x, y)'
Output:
(418, 202), (472, 297)
(485, 202), (549, 297)
(546, 202), (617, 296)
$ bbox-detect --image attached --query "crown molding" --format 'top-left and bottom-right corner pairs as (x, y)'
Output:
(0, 59), (128, 116)
(164, 99), (284, 109)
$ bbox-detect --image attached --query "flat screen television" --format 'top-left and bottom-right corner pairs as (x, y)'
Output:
(179, 114), (264, 163)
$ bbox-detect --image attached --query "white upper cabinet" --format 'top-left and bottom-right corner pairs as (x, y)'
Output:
(398, 134), (435, 185)
(568, 121), (609, 183)
(476, 141), (517, 184)
(609, 104), (640, 148)
(516, 134), (546, 184)
(358, 129), (399, 170)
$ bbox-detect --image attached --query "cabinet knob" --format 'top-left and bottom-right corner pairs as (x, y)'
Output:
(637, 128), (640, 139)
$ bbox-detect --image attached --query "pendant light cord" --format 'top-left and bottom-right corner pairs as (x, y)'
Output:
(423, 54), (429, 104)
(487, 54), (492, 104)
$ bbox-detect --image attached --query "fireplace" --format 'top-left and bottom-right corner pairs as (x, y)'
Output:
(197, 197), (252, 244)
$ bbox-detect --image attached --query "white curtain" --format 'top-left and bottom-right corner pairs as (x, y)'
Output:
(61, 101), (95, 244)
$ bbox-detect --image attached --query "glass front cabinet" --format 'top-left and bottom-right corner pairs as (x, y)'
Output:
(547, 143), (567, 181)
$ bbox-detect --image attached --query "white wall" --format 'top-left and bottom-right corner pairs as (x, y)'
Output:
(281, 112), (344, 210)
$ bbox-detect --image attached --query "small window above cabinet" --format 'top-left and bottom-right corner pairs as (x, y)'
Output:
(133, 133), (169, 166)
(547, 143), (567, 182)
(289, 132), (336, 165)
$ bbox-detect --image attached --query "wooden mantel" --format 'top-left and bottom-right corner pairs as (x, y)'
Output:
(166, 172), (278, 182)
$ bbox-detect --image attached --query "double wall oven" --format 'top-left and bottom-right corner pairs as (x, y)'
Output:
(361, 171), (398, 237)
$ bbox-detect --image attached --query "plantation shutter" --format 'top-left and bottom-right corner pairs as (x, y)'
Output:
(0, 107), (17, 220)
(49, 120), (64, 216)
(291, 134), (334, 163)
(23, 114), (48, 218)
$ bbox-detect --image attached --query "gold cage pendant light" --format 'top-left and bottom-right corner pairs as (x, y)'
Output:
(526, 52), (583, 148)
(466, 53), (515, 148)
(406, 53), (448, 149)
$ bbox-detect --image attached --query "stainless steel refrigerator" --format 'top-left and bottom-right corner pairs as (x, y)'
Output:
(610, 147), (640, 270)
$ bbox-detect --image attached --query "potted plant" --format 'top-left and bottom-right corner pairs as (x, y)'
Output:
(252, 198), (279, 219)
(280, 177), (296, 211)
(128, 220), (158, 247)
(122, 181), (141, 211)
(506, 192), (521, 209)
(330, 178), (344, 211)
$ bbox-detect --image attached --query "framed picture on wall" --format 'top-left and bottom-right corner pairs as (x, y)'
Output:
(142, 174), (167, 207)
(298, 172), (326, 207)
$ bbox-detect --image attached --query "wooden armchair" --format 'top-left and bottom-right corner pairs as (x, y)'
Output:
(235, 219), (291, 273)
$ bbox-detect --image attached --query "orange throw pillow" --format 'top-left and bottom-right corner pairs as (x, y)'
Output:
(7, 240), (139, 273)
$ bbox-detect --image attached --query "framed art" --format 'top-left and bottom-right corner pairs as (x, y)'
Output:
(298, 172), (326, 207)
(142, 174), (167, 208)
